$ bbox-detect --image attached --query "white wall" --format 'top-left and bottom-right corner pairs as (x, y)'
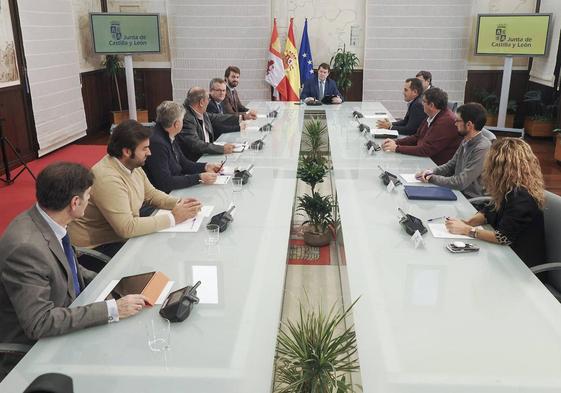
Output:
(363, 0), (472, 117)
(167, 0), (271, 102)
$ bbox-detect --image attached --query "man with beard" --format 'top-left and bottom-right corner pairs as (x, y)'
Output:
(222, 66), (257, 120)
(415, 103), (491, 199)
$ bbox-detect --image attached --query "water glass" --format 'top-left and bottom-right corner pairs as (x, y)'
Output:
(232, 177), (243, 192)
(206, 224), (220, 246)
(146, 318), (171, 352)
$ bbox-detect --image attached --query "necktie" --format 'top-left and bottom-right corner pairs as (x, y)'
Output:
(61, 234), (81, 297)
(171, 140), (181, 163)
(217, 102), (222, 114)
(319, 81), (325, 100)
(232, 89), (240, 111)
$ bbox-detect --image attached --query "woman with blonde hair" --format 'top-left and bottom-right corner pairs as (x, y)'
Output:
(446, 137), (545, 267)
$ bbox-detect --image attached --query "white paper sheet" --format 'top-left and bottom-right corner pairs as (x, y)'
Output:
(220, 165), (236, 176)
(428, 223), (471, 239)
(371, 128), (399, 138)
(256, 114), (266, 118)
(364, 114), (388, 119)
(213, 175), (231, 185)
(399, 173), (422, 184)
(157, 205), (214, 233)
(213, 141), (247, 152)
(246, 126), (260, 131)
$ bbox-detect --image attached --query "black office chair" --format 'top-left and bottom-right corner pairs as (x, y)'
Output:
(23, 373), (74, 393)
(447, 101), (459, 112)
(0, 343), (32, 382)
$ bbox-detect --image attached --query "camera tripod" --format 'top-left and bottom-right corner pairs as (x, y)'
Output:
(0, 118), (36, 185)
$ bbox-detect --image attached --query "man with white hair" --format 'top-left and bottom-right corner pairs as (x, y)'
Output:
(144, 101), (223, 193)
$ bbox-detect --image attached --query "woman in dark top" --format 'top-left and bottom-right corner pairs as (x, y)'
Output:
(445, 138), (545, 268)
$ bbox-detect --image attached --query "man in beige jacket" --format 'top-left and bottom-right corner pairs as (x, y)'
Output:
(69, 120), (201, 266)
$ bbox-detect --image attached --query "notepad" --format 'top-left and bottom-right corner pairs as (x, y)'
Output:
(370, 128), (398, 138)
(156, 205), (214, 233)
(404, 185), (457, 201)
(213, 175), (231, 185)
(428, 223), (471, 239)
(399, 174), (422, 184)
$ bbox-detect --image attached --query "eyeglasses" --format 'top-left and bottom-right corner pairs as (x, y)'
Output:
(212, 88), (226, 92)
(454, 119), (464, 124)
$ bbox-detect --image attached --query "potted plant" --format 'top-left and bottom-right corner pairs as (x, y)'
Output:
(554, 129), (561, 163)
(296, 191), (336, 247)
(330, 45), (359, 100)
(301, 119), (328, 162)
(473, 89), (516, 127)
(297, 155), (327, 193)
(523, 90), (557, 137)
(102, 55), (148, 125)
(274, 299), (360, 393)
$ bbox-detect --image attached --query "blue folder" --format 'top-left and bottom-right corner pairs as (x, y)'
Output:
(404, 185), (457, 201)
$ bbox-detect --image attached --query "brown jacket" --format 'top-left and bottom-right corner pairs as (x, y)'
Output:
(68, 155), (179, 248)
(396, 108), (461, 165)
(222, 86), (249, 115)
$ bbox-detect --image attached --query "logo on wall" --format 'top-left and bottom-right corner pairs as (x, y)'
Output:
(495, 24), (507, 42)
(110, 22), (122, 40)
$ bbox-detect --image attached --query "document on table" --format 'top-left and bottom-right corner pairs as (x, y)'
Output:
(221, 165), (236, 176)
(213, 175), (231, 185)
(364, 114), (387, 119)
(214, 141), (247, 152)
(399, 173), (422, 184)
(428, 223), (471, 239)
(246, 126), (260, 131)
(370, 128), (399, 138)
(156, 205), (214, 233)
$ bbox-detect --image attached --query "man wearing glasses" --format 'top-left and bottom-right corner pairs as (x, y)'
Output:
(382, 87), (461, 165)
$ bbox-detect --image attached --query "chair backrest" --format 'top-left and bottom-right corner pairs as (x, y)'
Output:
(447, 101), (458, 112)
(480, 127), (497, 142)
(545, 191), (561, 263)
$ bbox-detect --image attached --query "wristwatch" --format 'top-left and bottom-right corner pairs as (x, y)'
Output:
(468, 227), (478, 238)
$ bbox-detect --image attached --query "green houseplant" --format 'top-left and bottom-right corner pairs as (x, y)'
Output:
(330, 45), (359, 99)
(296, 191), (336, 247)
(523, 90), (557, 137)
(274, 299), (360, 393)
(473, 89), (516, 127)
(297, 155), (328, 193)
(302, 119), (328, 162)
(102, 54), (148, 125)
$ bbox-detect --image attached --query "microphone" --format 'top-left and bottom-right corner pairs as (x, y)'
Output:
(358, 123), (370, 133)
(352, 110), (364, 119)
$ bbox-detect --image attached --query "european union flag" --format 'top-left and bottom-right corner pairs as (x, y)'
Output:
(298, 19), (314, 86)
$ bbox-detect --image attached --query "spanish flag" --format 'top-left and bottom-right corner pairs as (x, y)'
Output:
(283, 18), (300, 101)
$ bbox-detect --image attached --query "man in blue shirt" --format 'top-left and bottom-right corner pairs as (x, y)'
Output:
(300, 63), (343, 104)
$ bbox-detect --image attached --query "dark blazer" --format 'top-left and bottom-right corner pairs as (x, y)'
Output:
(300, 76), (342, 101)
(223, 86), (249, 115)
(0, 207), (107, 345)
(481, 188), (545, 268)
(177, 106), (239, 162)
(391, 95), (427, 135)
(207, 97), (225, 114)
(396, 108), (462, 165)
(144, 123), (207, 193)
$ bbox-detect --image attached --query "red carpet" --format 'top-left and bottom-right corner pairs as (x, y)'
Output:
(287, 239), (331, 266)
(0, 144), (106, 235)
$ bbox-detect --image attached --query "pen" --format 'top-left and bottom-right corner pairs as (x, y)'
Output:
(190, 217), (197, 229)
(427, 216), (446, 222)
(217, 157), (227, 173)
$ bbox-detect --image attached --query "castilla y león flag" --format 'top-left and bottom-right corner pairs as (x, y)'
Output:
(265, 18), (288, 100)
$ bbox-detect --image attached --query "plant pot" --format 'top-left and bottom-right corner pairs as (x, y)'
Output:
(555, 134), (561, 163)
(111, 110), (149, 125)
(524, 118), (554, 137)
(302, 226), (332, 247)
(486, 114), (514, 128)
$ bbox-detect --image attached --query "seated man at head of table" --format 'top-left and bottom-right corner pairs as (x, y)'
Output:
(68, 120), (202, 264)
(0, 163), (147, 379)
(300, 62), (343, 104)
(177, 86), (242, 162)
(144, 100), (223, 193)
(223, 65), (257, 120)
(376, 77), (426, 136)
(416, 102), (492, 199)
(382, 87), (462, 165)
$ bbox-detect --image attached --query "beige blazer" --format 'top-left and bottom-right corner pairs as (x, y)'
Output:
(68, 155), (179, 248)
(0, 207), (107, 344)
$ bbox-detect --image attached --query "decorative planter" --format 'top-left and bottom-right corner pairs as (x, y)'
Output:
(111, 110), (149, 125)
(555, 134), (561, 163)
(302, 226), (332, 247)
(524, 118), (554, 137)
(486, 114), (514, 128)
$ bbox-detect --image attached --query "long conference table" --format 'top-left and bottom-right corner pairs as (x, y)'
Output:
(2, 102), (561, 392)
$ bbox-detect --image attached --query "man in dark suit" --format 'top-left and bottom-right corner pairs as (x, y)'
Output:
(382, 87), (462, 165)
(416, 70), (433, 91)
(377, 78), (426, 135)
(300, 63), (343, 104)
(207, 78), (228, 115)
(177, 87), (241, 162)
(223, 66), (257, 120)
(0, 163), (146, 378)
(145, 100), (223, 193)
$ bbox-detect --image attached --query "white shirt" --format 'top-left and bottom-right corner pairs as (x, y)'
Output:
(36, 204), (120, 323)
(426, 110), (441, 127)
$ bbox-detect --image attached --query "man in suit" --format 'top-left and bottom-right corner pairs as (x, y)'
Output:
(207, 78), (228, 115)
(145, 100), (223, 193)
(377, 78), (426, 135)
(177, 87), (241, 162)
(0, 163), (147, 377)
(68, 121), (202, 262)
(416, 70), (433, 91)
(300, 63), (343, 104)
(223, 66), (257, 120)
(382, 87), (462, 165)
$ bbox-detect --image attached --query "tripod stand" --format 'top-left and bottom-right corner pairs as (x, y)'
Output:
(0, 118), (36, 185)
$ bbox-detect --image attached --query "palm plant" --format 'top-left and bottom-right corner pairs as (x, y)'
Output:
(302, 119), (328, 162)
(297, 155), (328, 193)
(330, 45), (359, 99)
(296, 191), (335, 234)
(274, 299), (360, 393)
(102, 54), (124, 111)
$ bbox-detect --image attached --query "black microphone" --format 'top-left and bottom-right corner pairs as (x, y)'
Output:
(352, 110), (364, 119)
